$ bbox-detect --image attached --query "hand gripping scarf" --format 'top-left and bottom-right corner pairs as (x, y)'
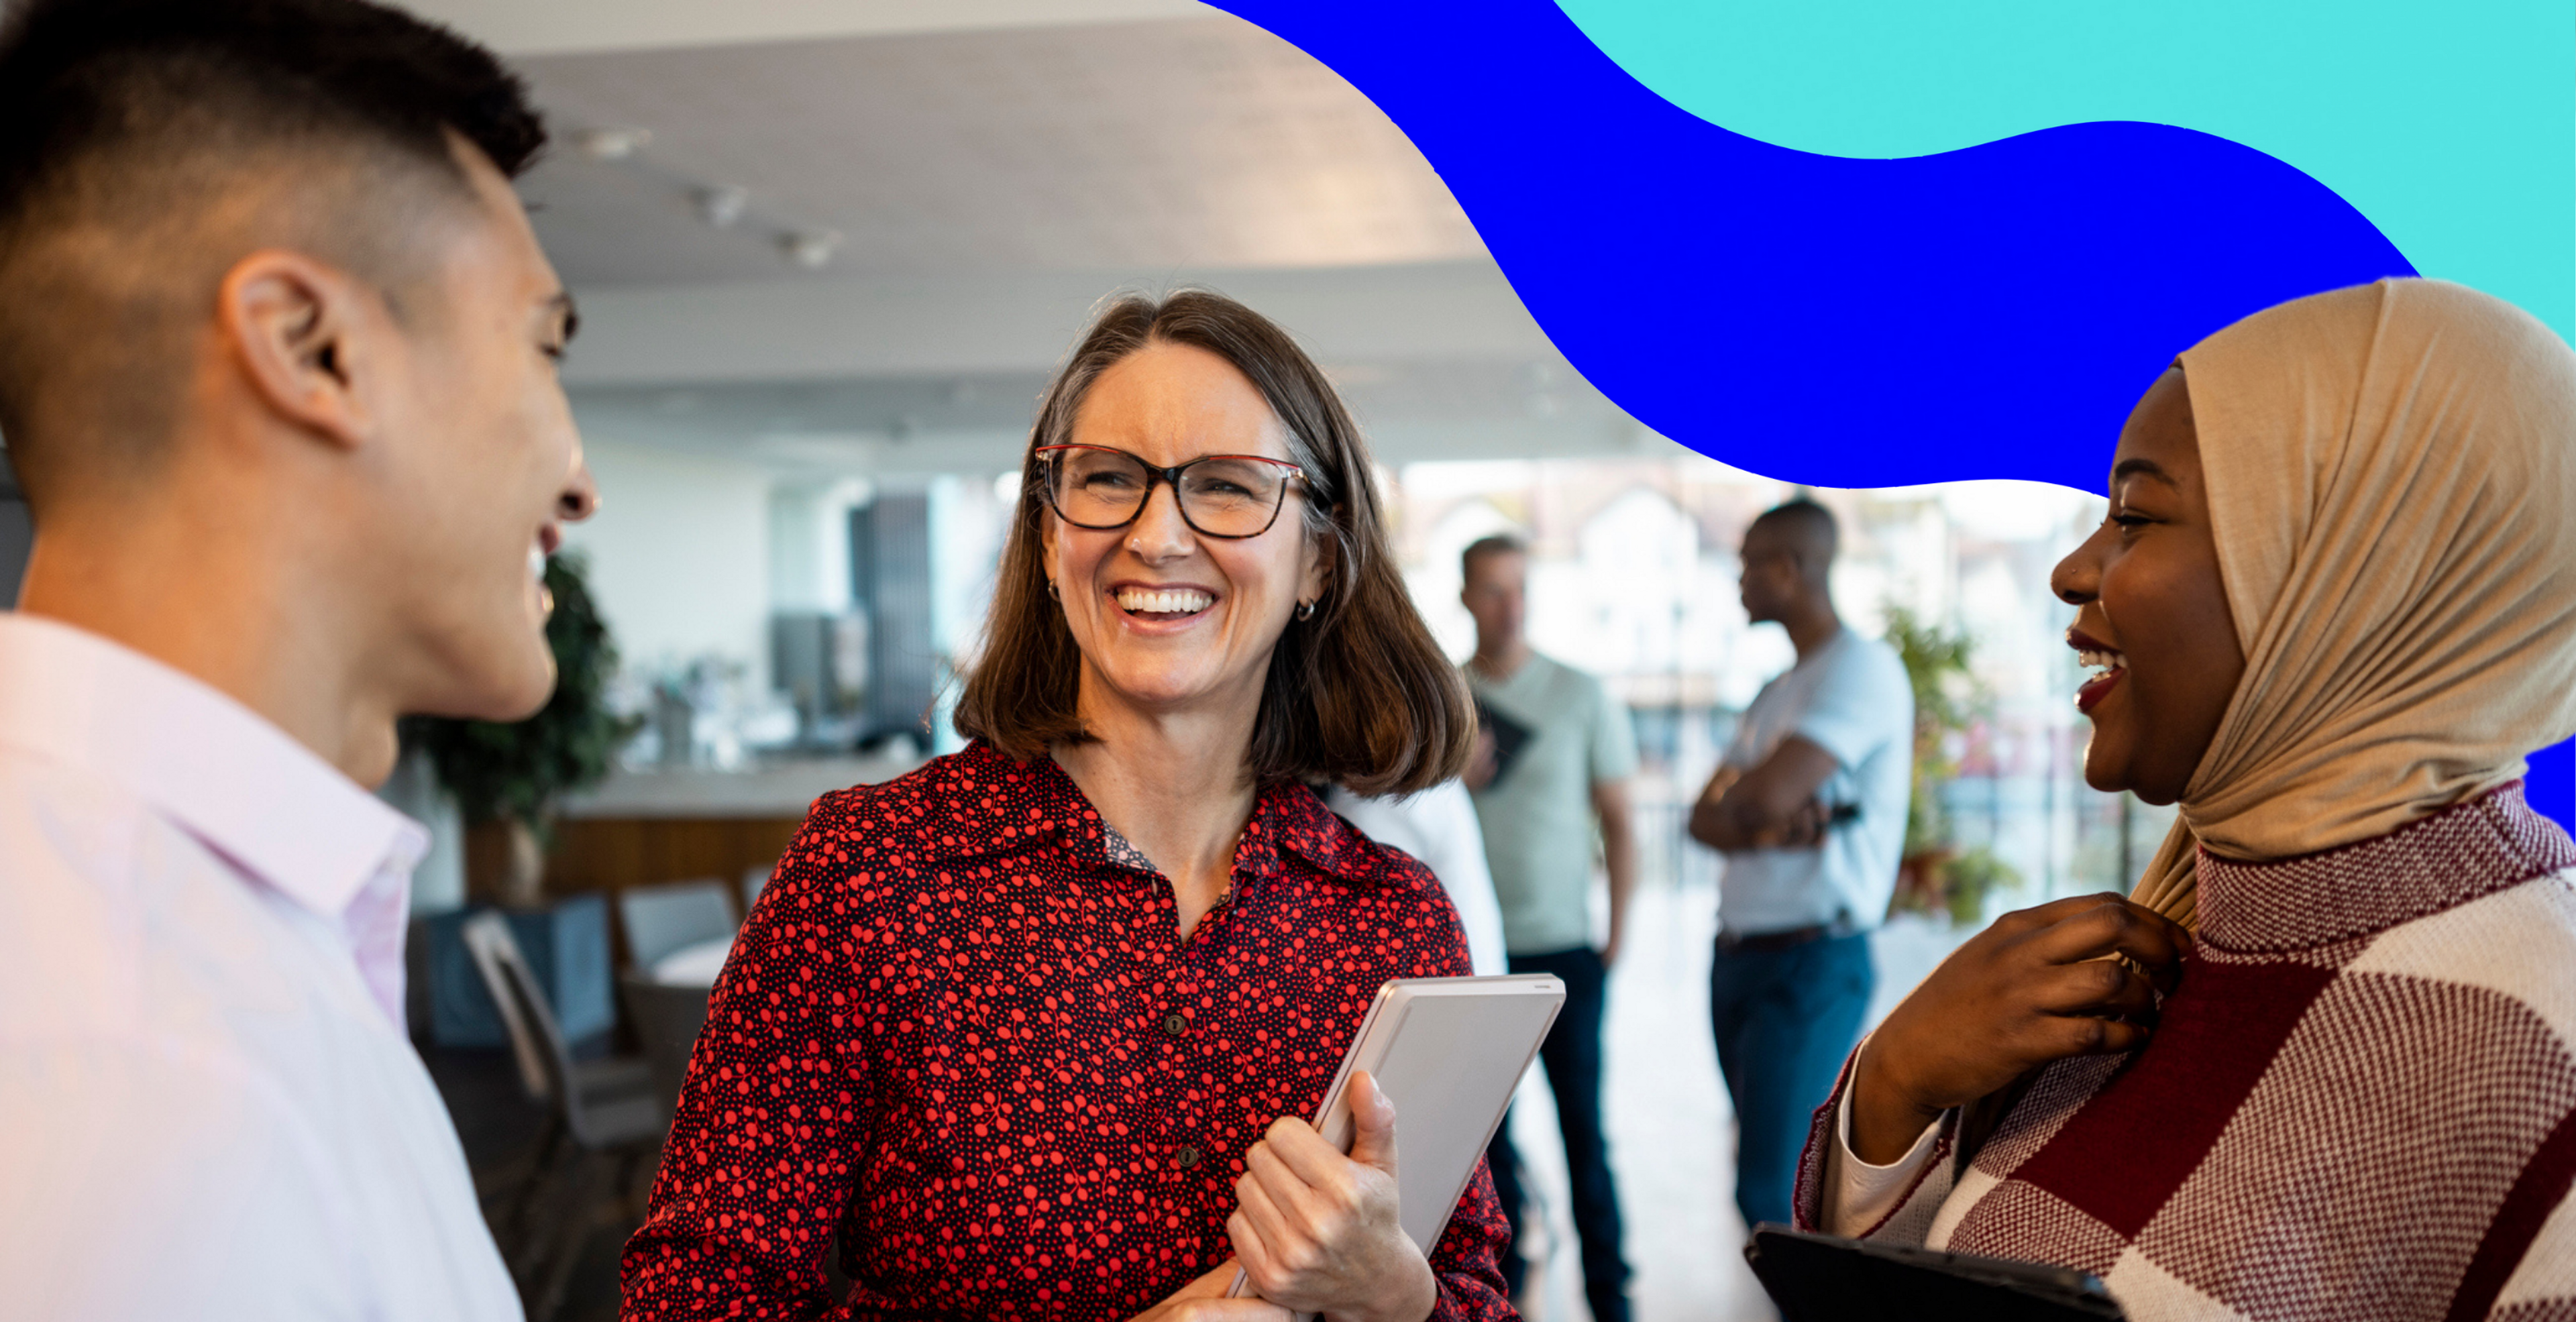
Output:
(2129, 279), (2576, 929)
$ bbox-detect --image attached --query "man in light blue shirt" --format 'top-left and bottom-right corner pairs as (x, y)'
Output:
(1689, 500), (1913, 1229)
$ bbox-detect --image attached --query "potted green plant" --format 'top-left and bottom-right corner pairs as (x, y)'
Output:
(1880, 604), (2019, 924)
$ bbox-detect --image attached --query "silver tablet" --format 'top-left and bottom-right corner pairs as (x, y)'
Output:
(1231, 973), (1565, 1303)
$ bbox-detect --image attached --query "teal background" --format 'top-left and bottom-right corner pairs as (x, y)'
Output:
(1555, 1), (2575, 340)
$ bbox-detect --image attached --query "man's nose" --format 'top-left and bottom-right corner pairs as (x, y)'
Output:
(559, 455), (600, 523)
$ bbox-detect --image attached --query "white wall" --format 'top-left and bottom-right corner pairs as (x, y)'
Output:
(769, 478), (870, 613)
(561, 437), (773, 690)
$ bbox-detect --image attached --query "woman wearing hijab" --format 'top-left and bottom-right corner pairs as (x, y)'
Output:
(1796, 279), (2576, 1319)
(621, 290), (1509, 1321)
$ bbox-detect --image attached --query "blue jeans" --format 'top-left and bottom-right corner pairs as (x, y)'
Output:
(1505, 946), (1631, 1322)
(1708, 930), (1875, 1229)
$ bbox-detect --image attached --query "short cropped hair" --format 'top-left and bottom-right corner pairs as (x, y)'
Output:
(953, 290), (1476, 796)
(0, 0), (545, 504)
(1460, 533), (1527, 579)
(1751, 497), (1838, 575)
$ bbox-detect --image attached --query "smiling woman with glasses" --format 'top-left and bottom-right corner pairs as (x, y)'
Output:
(624, 290), (1508, 1322)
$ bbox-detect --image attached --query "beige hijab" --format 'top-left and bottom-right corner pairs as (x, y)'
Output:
(2129, 280), (2576, 929)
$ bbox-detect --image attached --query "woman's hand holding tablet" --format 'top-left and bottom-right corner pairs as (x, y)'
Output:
(1228, 1072), (1439, 1322)
(1212, 973), (1562, 1320)
(1128, 1074), (1432, 1321)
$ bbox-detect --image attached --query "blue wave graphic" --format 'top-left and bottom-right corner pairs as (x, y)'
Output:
(1205, 3), (2576, 833)
(1213, 0), (2416, 492)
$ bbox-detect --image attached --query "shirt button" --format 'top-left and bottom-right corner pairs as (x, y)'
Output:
(1175, 1144), (1202, 1170)
(1161, 1013), (1187, 1038)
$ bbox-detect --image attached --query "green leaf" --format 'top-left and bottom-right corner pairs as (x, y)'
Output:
(1881, 602), (1990, 859)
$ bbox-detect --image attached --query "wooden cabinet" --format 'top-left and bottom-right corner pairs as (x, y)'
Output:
(458, 756), (915, 966)
(464, 815), (804, 905)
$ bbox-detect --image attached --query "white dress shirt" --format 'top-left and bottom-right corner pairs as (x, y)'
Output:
(0, 614), (521, 1321)
(1324, 779), (1509, 977)
(1819, 1039), (1948, 1235)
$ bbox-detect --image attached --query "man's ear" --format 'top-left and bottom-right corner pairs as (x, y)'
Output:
(217, 250), (382, 452)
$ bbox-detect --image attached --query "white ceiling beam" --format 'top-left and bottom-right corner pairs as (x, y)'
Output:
(400, 0), (1214, 58)
(558, 261), (1560, 386)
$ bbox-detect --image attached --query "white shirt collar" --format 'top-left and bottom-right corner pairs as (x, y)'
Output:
(0, 613), (427, 922)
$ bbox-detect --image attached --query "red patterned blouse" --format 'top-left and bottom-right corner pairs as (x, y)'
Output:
(620, 741), (1515, 1321)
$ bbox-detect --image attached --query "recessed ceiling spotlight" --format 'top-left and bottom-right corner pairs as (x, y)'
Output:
(779, 229), (843, 270)
(693, 184), (749, 228)
(572, 126), (652, 160)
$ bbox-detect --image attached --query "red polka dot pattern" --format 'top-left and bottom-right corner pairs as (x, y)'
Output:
(619, 740), (1515, 1321)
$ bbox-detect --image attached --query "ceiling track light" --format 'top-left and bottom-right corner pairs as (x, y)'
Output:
(572, 125), (652, 161)
(779, 229), (843, 270)
(694, 184), (749, 228)
(553, 126), (841, 275)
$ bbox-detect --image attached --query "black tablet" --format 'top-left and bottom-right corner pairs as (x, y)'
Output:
(1472, 698), (1534, 786)
(1745, 1224), (2125, 1321)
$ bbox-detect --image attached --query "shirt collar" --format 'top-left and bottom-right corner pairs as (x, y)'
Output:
(0, 614), (427, 922)
(968, 740), (1397, 891)
(1271, 783), (1425, 890)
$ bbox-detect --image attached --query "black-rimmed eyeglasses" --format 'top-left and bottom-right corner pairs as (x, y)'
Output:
(1033, 443), (1309, 540)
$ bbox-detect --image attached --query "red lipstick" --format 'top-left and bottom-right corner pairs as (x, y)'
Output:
(2067, 626), (2126, 716)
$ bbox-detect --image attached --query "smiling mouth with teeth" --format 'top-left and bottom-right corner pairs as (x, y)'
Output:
(2077, 647), (2127, 677)
(1116, 587), (1214, 617)
(2070, 631), (2128, 714)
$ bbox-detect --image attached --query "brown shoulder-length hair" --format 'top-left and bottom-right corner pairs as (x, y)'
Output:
(951, 288), (1473, 796)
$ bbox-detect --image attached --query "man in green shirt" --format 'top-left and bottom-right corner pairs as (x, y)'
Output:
(1460, 533), (1637, 1322)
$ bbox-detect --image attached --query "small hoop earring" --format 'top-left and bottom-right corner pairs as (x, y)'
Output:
(1046, 579), (1061, 602)
(1296, 599), (1317, 621)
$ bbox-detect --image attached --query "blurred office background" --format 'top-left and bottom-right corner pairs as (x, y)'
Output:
(0, 3), (2174, 1319)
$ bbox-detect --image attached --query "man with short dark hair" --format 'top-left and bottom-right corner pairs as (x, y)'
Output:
(0, 1), (593, 1315)
(1460, 532), (1638, 1322)
(1688, 498), (1913, 1231)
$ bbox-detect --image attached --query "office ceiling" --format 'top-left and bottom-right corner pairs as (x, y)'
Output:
(513, 17), (1483, 285)
(388, 1), (1670, 469)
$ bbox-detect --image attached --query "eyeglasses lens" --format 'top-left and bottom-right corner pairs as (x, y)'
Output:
(1053, 450), (1286, 537)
